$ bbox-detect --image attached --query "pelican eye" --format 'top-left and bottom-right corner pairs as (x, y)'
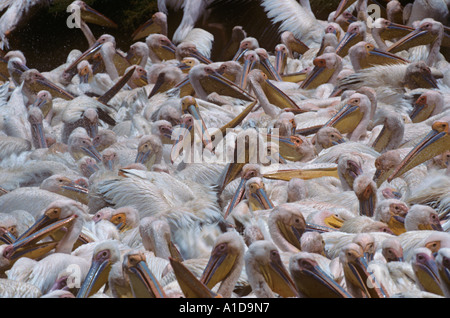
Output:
(96, 249), (111, 262)
(299, 259), (313, 270)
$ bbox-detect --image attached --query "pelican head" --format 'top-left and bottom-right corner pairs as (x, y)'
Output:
(381, 238), (404, 262)
(109, 207), (139, 232)
(373, 149), (402, 187)
(232, 37), (259, 62)
(315, 126), (345, 149)
(175, 42), (212, 65)
(403, 61), (438, 89)
(348, 41), (408, 71)
(4, 199), (86, 261)
(199, 231), (246, 298)
(245, 177), (274, 211)
(68, 130), (102, 162)
(21, 69), (74, 102)
(289, 252), (351, 298)
(300, 52), (342, 89)
(323, 93), (370, 136)
(132, 11), (168, 41)
(0, 214), (18, 245)
(69, 1), (117, 28)
(40, 174), (89, 204)
(31, 90), (52, 118)
(387, 18), (444, 54)
(63, 34), (115, 80)
(411, 247), (444, 296)
(388, 116), (450, 182)
(335, 21), (366, 58)
(145, 34), (177, 63)
(268, 203), (307, 251)
(353, 174), (377, 217)
(409, 90), (444, 123)
(77, 240), (121, 298)
(340, 242), (388, 298)
(337, 152), (364, 191)
(245, 240), (299, 297)
(405, 205), (443, 232)
(375, 199), (409, 235)
(280, 31), (309, 57)
(135, 134), (163, 169)
(122, 251), (166, 298)
(223, 164), (261, 219)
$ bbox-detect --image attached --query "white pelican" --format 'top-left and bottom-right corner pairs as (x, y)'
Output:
(244, 240), (299, 298)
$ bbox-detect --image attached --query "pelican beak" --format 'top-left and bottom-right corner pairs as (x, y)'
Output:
(300, 57), (335, 90)
(202, 69), (254, 101)
(240, 56), (256, 89)
(173, 77), (196, 98)
(333, 0), (356, 21)
(249, 185), (274, 211)
(182, 96), (213, 152)
(418, 218), (444, 232)
(77, 251), (115, 298)
(275, 48), (287, 75)
(169, 257), (221, 298)
(200, 243), (238, 290)
(323, 99), (362, 134)
(357, 184), (376, 217)
(232, 47), (247, 62)
(388, 120), (450, 182)
(7, 59), (29, 83)
(177, 60), (191, 72)
(97, 66), (136, 106)
(372, 124), (393, 153)
(263, 167), (339, 181)
(388, 26), (438, 54)
(259, 56), (282, 81)
(259, 75), (303, 111)
(79, 3), (117, 28)
(267, 135), (307, 162)
(260, 253), (299, 297)
(171, 116), (193, 164)
(0, 227), (16, 245)
(82, 144), (102, 162)
(365, 45), (409, 67)
(380, 22), (415, 41)
(346, 253), (389, 298)
(335, 29), (362, 58)
(223, 177), (247, 219)
(437, 254), (450, 293)
(124, 252), (166, 298)
(188, 49), (213, 65)
(324, 214), (345, 229)
(30, 120), (47, 149)
(412, 251), (444, 296)
(290, 257), (351, 298)
(135, 145), (154, 165)
(4, 213), (77, 261)
(30, 74), (74, 101)
(132, 18), (160, 41)
(277, 219), (304, 251)
(78, 65), (92, 84)
(64, 41), (103, 77)
(59, 179), (89, 197)
(409, 95), (434, 123)
(148, 72), (173, 98)
(281, 70), (308, 83)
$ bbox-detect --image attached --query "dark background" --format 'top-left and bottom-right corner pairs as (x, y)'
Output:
(2, 0), (418, 72)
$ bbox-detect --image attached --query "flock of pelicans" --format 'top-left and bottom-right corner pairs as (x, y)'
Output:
(0, 0), (449, 299)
